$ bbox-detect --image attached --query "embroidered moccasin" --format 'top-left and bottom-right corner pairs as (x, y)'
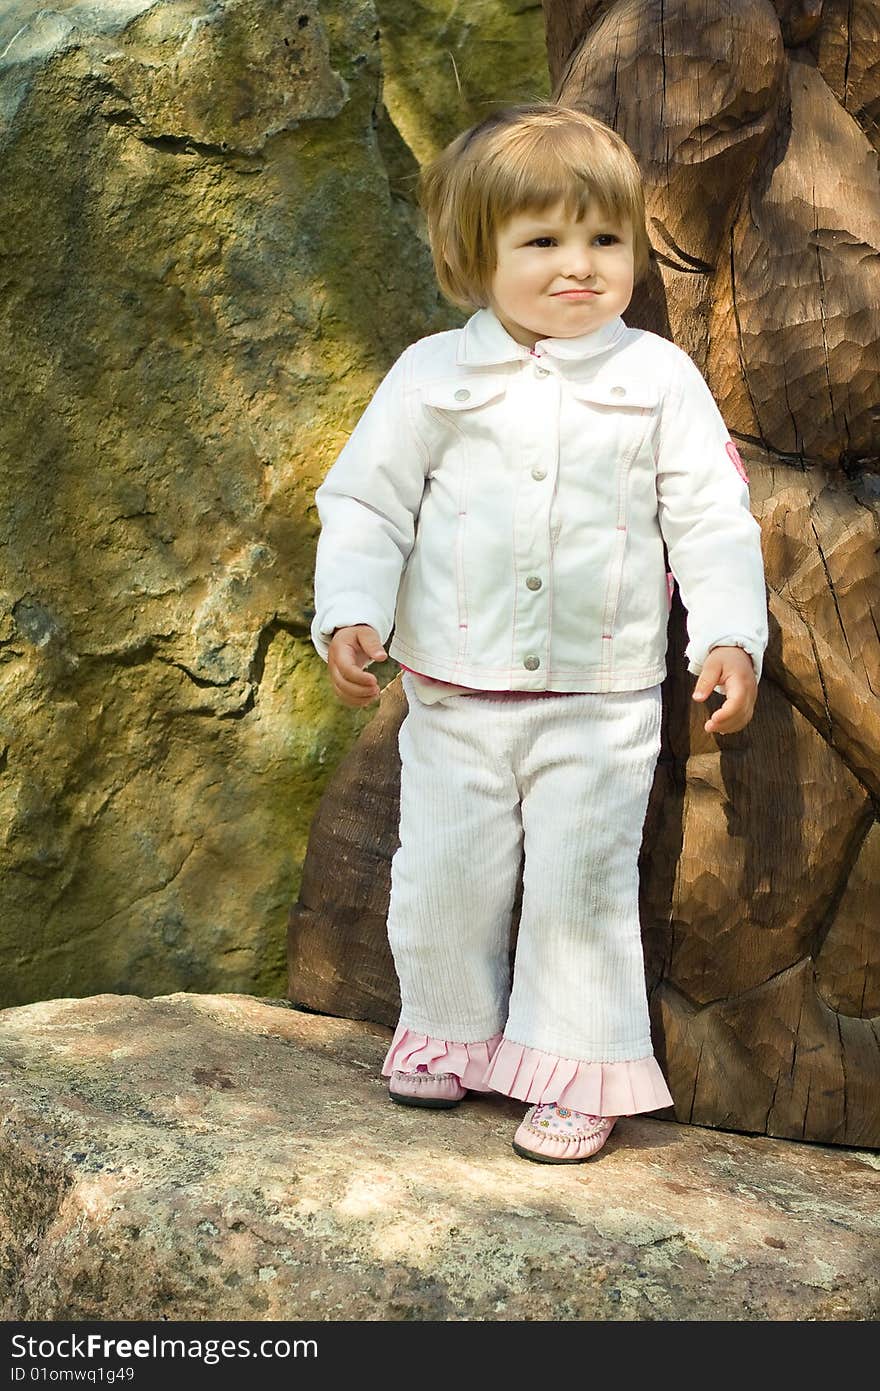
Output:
(512, 1103), (616, 1163)
(389, 1063), (466, 1108)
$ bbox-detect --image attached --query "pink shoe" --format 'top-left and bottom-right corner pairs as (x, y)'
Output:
(389, 1063), (466, 1109)
(512, 1103), (617, 1163)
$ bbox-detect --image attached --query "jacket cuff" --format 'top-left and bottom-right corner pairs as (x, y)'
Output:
(310, 600), (391, 663)
(687, 635), (764, 692)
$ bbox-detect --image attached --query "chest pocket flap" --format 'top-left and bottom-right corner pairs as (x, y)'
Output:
(418, 375), (509, 412)
(567, 378), (659, 410)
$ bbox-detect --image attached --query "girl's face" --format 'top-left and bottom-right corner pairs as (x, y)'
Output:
(488, 199), (635, 348)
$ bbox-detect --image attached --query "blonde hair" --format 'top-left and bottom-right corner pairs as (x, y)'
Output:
(419, 102), (652, 311)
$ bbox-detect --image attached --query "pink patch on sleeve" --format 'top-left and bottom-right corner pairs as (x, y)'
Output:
(726, 440), (749, 483)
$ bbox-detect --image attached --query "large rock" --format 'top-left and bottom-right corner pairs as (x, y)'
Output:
(376, 0), (550, 165)
(0, 0), (455, 1008)
(0, 992), (878, 1320)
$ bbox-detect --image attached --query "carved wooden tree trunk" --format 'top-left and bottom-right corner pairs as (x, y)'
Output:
(289, 0), (880, 1147)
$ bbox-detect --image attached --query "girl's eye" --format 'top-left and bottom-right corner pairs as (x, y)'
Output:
(528, 234), (619, 248)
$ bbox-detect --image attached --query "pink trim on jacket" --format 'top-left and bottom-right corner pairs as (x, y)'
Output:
(398, 663), (577, 696)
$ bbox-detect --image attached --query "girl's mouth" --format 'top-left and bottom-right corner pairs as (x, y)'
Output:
(553, 290), (598, 298)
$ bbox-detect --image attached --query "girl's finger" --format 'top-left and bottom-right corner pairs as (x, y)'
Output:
(338, 691), (379, 708)
(331, 655), (376, 686)
(335, 686), (379, 708)
(332, 670), (380, 703)
(705, 702), (748, 734)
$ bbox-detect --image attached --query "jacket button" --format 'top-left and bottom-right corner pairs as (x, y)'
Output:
(454, 388), (471, 401)
(535, 366), (550, 377)
(610, 385), (626, 397)
(526, 576), (542, 590)
(523, 654), (540, 670)
(531, 467), (547, 480)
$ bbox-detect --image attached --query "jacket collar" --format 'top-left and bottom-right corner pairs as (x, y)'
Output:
(456, 304), (627, 366)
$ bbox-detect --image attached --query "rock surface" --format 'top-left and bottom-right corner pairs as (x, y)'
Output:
(1, 992), (878, 1320)
(0, 0), (457, 1008)
(377, 0), (550, 165)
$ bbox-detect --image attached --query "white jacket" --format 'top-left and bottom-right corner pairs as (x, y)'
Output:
(310, 307), (767, 695)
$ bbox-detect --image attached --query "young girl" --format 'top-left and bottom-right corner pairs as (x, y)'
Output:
(310, 103), (768, 1164)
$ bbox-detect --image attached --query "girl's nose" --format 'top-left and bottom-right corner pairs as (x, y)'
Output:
(562, 251), (595, 279)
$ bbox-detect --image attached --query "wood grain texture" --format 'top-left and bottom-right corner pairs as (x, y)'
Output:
(556, 0), (880, 1145)
(288, 681), (407, 1027)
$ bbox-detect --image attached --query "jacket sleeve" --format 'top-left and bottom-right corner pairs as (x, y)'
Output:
(310, 344), (429, 663)
(655, 347), (768, 688)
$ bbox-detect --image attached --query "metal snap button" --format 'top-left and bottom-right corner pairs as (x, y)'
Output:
(535, 367), (550, 377)
(526, 576), (542, 590)
(523, 654), (540, 670)
(610, 385), (627, 397)
(454, 388), (471, 401)
(531, 468), (547, 480)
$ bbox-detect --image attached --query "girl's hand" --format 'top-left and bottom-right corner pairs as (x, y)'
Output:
(692, 646), (757, 735)
(328, 625), (388, 707)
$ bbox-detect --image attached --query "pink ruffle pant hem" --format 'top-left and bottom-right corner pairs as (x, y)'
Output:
(381, 1024), (504, 1092)
(381, 1025), (674, 1115)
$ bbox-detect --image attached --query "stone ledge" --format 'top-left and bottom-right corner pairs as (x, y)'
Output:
(0, 993), (877, 1320)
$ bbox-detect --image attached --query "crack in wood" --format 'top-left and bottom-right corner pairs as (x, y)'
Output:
(809, 519), (853, 663)
(729, 214), (767, 450)
(843, 0), (854, 108)
(810, 801), (875, 967)
(805, 615), (835, 744)
(810, 181), (839, 436)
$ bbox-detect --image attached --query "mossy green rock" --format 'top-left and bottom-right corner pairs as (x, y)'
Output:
(377, 0), (550, 164)
(0, 0), (462, 1006)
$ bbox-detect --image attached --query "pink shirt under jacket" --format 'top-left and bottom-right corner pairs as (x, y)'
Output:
(310, 307), (768, 695)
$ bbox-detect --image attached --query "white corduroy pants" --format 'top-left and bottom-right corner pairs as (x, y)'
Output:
(387, 671), (664, 1063)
